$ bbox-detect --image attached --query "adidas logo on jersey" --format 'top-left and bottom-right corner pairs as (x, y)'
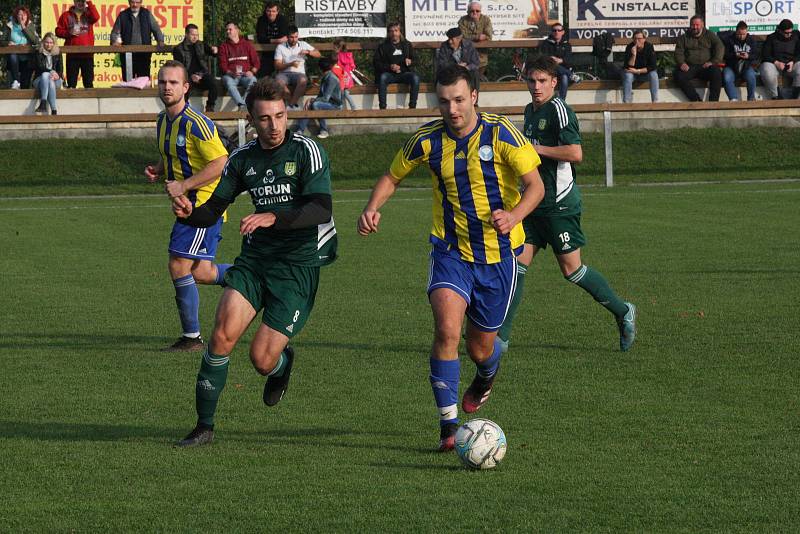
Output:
(285, 324), (294, 333)
(246, 167), (257, 176)
(562, 243), (572, 251)
(455, 151), (466, 160)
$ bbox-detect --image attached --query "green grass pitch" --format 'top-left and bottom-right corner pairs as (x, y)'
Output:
(1, 179), (798, 531)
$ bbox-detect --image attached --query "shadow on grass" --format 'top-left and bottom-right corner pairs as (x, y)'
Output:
(0, 333), (172, 351)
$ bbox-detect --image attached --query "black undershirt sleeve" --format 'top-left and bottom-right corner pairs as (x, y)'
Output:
(273, 193), (332, 230)
(177, 194), (230, 227)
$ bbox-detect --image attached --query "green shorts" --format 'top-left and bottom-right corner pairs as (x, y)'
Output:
(224, 255), (320, 339)
(522, 212), (586, 255)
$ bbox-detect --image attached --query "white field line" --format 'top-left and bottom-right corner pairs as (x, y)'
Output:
(1, 187), (799, 212)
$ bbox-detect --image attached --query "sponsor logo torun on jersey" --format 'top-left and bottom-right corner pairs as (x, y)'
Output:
(251, 183), (293, 206)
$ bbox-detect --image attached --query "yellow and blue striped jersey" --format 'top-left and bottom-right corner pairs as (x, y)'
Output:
(389, 113), (541, 264)
(156, 103), (228, 216)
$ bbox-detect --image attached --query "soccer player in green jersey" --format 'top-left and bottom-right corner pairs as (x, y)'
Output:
(498, 56), (637, 353)
(170, 77), (338, 447)
(145, 60), (231, 352)
(358, 65), (545, 451)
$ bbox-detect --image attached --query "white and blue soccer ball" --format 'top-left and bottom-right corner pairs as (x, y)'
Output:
(455, 418), (507, 470)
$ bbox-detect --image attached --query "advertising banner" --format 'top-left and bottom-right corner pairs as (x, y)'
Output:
(707, 0), (800, 33)
(404, 0), (563, 42)
(41, 0), (203, 87)
(567, 0), (694, 40)
(297, 0), (387, 38)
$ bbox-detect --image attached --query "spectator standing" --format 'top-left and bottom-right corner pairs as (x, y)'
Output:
(435, 28), (480, 87)
(110, 0), (165, 81)
(255, 1), (289, 77)
(373, 22), (419, 109)
(458, 2), (493, 81)
(722, 21), (757, 101)
(293, 57), (342, 138)
(759, 19), (800, 99)
(33, 33), (63, 115)
(673, 15), (724, 102)
(218, 22), (259, 111)
(3, 6), (40, 89)
(274, 26), (320, 110)
(537, 22), (577, 100)
(55, 0), (99, 88)
(621, 30), (658, 103)
(173, 24), (218, 112)
(332, 39), (356, 109)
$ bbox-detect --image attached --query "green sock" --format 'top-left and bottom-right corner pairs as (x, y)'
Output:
(195, 348), (230, 427)
(267, 351), (287, 377)
(566, 264), (628, 318)
(498, 262), (528, 342)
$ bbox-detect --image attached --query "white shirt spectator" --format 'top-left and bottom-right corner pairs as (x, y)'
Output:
(274, 40), (315, 74)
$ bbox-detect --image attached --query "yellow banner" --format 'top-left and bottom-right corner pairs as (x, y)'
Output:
(40, 0), (204, 87)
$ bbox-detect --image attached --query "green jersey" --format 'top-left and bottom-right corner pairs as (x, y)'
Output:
(212, 133), (337, 267)
(523, 97), (582, 216)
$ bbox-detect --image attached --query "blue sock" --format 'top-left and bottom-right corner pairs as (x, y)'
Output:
(173, 274), (200, 337)
(430, 357), (460, 426)
(476, 338), (502, 379)
(214, 263), (232, 286)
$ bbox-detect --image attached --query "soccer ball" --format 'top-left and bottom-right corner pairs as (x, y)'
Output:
(454, 418), (507, 470)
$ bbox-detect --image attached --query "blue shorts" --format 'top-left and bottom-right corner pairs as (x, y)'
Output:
(168, 218), (223, 261)
(427, 244), (517, 332)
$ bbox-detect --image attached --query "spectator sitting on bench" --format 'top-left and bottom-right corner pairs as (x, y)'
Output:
(218, 21), (259, 112)
(622, 30), (658, 103)
(537, 22), (579, 100)
(2, 5), (40, 89)
(173, 23), (218, 112)
(33, 32), (63, 115)
(722, 21), (757, 102)
(373, 22), (419, 110)
(435, 28), (480, 89)
(292, 57), (342, 139)
(274, 25), (320, 110)
(759, 19), (800, 99)
(673, 15), (724, 102)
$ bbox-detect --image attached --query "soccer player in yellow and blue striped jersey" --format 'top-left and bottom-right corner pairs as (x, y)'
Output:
(144, 60), (230, 352)
(358, 65), (544, 451)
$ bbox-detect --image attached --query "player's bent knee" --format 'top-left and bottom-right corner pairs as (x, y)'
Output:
(249, 347), (281, 376)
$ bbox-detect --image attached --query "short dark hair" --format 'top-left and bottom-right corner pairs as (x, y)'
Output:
(224, 21), (238, 29)
(159, 60), (188, 82)
(736, 20), (748, 30)
(387, 21), (401, 31)
(525, 55), (559, 79)
(185, 23), (198, 33)
(245, 77), (287, 112)
(777, 19), (794, 31)
(288, 25), (299, 34)
(436, 64), (475, 92)
(690, 14), (704, 23)
(265, 1), (279, 9)
(318, 57), (333, 72)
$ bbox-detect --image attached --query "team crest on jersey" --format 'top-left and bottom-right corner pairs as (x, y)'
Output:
(284, 161), (296, 176)
(176, 134), (186, 147)
(538, 119), (547, 130)
(263, 169), (275, 184)
(478, 145), (494, 161)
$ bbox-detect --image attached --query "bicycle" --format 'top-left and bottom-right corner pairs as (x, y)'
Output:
(495, 48), (526, 82)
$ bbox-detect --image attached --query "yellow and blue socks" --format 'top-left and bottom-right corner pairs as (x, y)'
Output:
(430, 357), (460, 427)
(498, 261), (528, 343)
(566, 264), (629, 318)
(196, 347), (229, 427)
(173, 275), (200, 337)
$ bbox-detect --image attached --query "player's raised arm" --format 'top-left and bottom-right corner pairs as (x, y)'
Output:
(358, 173), (401, 235)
